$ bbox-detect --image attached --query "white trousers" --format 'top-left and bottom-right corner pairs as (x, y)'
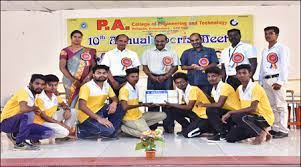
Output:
(42, 108), (77, 138)
(263, 77), (289, 133)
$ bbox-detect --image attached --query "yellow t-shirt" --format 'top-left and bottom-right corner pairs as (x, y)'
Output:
(34, 91), (64, 124)
(76, 80), (115, 123)
(119, 82), (142, 121)
(211, 81), (241, 111)
(237, 81), (274, 126)
(184, 84), (210, 119)
(1, 87), (35, 122)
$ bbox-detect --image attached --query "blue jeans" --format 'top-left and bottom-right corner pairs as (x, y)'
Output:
(77, 104), (124, 139)
(147, 76), (174, 131)
(1, 112), (54, 144)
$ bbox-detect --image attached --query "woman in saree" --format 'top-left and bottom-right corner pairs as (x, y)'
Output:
(59, 30), (96, 108)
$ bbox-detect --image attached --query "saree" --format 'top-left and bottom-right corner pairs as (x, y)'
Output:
(60, 47), (96, 107)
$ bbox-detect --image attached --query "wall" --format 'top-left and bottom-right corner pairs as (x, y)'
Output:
(1, 5), (300, 106)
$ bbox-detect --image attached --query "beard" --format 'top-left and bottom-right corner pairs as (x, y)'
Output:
(94, 77), (107, 82)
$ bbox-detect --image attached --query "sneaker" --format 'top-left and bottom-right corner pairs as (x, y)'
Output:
(207, 134), (226, 143)
(269, 130), (278, 136)
(14, 142), (40, 150)
(273, 132), (289, 139)
(176, 131), (183, 135)
(6, 133), (17, 145)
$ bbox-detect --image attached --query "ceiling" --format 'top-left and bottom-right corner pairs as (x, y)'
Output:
(1, 1), (300, 12)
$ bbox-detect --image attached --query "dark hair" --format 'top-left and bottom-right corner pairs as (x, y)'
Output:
(205, 66), (222, 75)
(264, 26), (280, 35)
(236, 64), (252, 73)
(70, 30), (83, 38)
(92, 65), (110, 73)
(155, 34), (168, 41)
(115, 34), (129, 41)
(189, 33), (202, 39)
(125, 67), (139, 76)
(30, 74), (45, 83)
(44, 74), (59, 83)
(173, 72), (188, 82)
(227, 29), (241, 36)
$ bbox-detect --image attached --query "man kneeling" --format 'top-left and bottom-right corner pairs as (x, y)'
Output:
(163, 72), (212, 138)
(76, 65), (124, 139)
(119, 68), (166, 138)
(34, 74), (77, 142)
(222, 64), (273, 144)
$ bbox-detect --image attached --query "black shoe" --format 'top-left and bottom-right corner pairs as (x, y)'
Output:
(207, 133), (225, 142)
(164, 128), (174, 134)
(176, 131), (183, 135)
(269, 130), (278, 136)
(14, 141), (40, 150)
(273, 132), (289, 139)
(6, 133), (16, 145)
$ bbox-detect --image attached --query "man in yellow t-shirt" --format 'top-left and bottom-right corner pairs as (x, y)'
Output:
(76, 65), (124, 140)
(163, 72), (212, 138)
(197, 66), (241, 142)
(221, 64), (274, 145)
(34, 74), (77, 140)
(1, 74), (53, 150)
(119, 68), (166, 138)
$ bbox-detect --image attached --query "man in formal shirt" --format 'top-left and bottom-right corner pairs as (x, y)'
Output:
(259, 26), (289, 139)
(220, 29), (257, 90)
(181, 33), (219, 95)
(141, 34), (180, 133)
(100, 34), (141, 95)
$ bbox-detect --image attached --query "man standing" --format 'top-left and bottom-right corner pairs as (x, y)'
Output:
(181, 33), (219, 95)
(220, 29), (257, 90)
(100, 34), (141, 95)
(76, 65), (124, 139)
(141, 34), (180, 133)
(1, 74), (53, 150)
(259, 26), (289, 139)
(119, 68), (166, 138)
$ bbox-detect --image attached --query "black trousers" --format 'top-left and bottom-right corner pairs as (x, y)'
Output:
(206, 107), (231, 136)
(226, 113), (270, 143)
(172, 108), (213, 138)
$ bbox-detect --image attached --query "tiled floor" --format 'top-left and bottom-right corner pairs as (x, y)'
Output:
(1, 128), (300, 166)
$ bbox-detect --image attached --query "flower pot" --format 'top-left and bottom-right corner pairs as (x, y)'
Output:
(145, 150), (156, 160)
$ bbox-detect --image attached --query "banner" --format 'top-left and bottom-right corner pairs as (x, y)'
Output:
(67, 15), (253, 62)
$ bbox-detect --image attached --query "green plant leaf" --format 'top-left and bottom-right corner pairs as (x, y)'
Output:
(135, 142), (145, 150)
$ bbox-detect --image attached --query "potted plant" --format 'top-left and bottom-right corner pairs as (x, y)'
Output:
(135, 129), (164, 160)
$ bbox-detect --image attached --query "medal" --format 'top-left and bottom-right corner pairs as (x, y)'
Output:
(267, 52), (278, 69)
(121, 57), (132, 70)
(231, 53), (244, 67)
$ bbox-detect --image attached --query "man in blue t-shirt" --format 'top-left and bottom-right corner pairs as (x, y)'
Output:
(181, 33), (219, 95)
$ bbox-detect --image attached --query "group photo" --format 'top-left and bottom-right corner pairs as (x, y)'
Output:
(1, 1), (300, 167)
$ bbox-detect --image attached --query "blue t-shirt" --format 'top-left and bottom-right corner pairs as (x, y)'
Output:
(180, 47), (218, 86)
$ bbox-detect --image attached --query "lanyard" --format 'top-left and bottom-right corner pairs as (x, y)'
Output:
(228, 44), (242, 63)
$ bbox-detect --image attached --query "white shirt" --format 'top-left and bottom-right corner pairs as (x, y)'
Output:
(237, 80), (256, 101)
(124, 82), (139, 100)
(37, 90), (59, 109)
(24, 86), (35, 106)
(211, 81), (224, 102)
(220, 42), (257, 76)
(259, 42), (289, 85)
(100, 48), (141, 76)
(141, 47), (180, 75)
